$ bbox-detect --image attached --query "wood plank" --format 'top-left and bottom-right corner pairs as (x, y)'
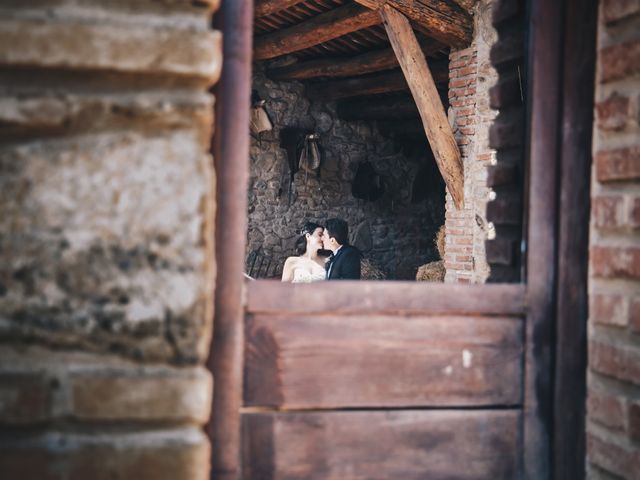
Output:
(255, 0), (303, 18)
(306, 61), (448, 101)
(208, 2), (251, 478)
(253, 4), (382, 60)
(266, 41), (444, 80)
(553, 0), (597, 476)
(523, 0), (563, 474)
(245, 314), (523, 408)
(242, 410), (521, 479)
(381, 5), (464, 208)
(354, 0), (472, 48)
(247, 281), (526, 315)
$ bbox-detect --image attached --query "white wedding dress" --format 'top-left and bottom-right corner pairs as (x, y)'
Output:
(292, 268), (326, 283)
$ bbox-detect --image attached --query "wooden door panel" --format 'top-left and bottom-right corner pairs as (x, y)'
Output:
(242, 410), (520, 480)
(245, 314), (523, 408)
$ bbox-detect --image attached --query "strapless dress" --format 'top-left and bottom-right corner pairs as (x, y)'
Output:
(292, 269), (326, 283)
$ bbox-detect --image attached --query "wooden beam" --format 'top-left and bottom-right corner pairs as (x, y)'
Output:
(245, 313), (523, 408)
(253, 4), (382, 60)
(354, 0), (472, 48)
(267, 41), (445, 80)
(247, 282), (526, 316)
(305, 62), (448, 101)
(254, 0), (302, 18)
(381, 5), (464, 209)
(243, 411), (520, 479)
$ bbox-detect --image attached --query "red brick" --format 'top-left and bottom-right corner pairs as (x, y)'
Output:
(599, 39), (640, 83)
(456, 66), (478, 77)
(602, 0), (640, 24)
(459, 127), (476, 135)
(597, 92), (631, 130)
(596, 146), (640, 182)
(592, 195), (625, 229)
(590, 294), (629, 327)
(449, 97), (475, 107)
(456, 255), (473, 262)
(454, 237), (473, 245)
(449, 47), (476, 61)
(445, 246), (472, 254)
(590, 246), (640, 279)
(449, 77), (474, 88)
(587, 432), (632, 478)
(456, 117), (475, 126)
(590, 340), (640, 384)
(456, 107), (475, 117)
(588, 388), (627, 430)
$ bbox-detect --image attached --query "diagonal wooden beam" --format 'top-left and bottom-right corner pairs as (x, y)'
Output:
(266, 41), (445, 80)
(253, 4), (382, 60)
(305, 61), (448, 101)
(354, 0), (472, 48)
(381, 5), (464, 209)
(255, 0), (303, 18)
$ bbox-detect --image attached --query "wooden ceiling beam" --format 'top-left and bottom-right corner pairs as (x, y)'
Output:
(253, 4), (382, 60)
(266, 41), (445, 80)
(381, 4), (464, 209)
(254, 0), (303, 18)
(305, 61), (448, 101)
(354, 0), (472, 48)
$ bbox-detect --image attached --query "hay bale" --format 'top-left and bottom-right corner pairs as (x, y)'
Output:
(361, 257), (386, 280)
(416, 260), (445, 282)
(435, 225), (445, 259)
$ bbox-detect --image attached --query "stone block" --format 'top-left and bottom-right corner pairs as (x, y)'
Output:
(0, 428), (210, 480)
(0, 18), (222, 86)
(70, 367), (212, 423)
(0, 372), (52, 424)
(0, 131), (215, 363)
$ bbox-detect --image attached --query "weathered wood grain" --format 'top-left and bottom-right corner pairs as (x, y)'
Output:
(242, 410), (521, 479)
(253, 4), (381, 60)
(244, 314), (523, 408)
(306, 61), (448, 101)
(266, 41), (444, 80)
(255, 0), (302, 18)
(247, 281), (526, 315)
(354, 0), (472, 48)
(382, 5), (465, 209)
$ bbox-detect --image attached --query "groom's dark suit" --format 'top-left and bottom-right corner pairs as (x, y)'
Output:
(326, 245), (361, 280)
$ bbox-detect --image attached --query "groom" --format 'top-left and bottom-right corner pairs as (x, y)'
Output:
(321, 218), (361, 280)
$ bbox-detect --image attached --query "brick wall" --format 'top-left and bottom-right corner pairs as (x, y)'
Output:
(587, 0), (640, 477)
(0, 1), (221, 479)
(445, 0), (524, 283)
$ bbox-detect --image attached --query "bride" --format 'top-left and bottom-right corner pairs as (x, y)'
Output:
(281, 222), (328, 283)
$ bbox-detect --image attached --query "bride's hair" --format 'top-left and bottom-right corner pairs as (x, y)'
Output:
(295, 221), (322, 255)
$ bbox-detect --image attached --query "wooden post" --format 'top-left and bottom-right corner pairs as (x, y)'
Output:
(380, 5), (464, 209)
(209, 1), (252, 479)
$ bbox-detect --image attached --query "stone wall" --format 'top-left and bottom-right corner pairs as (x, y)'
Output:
(586, 0), (640, 477)
(0, 1), (220, 478)
(247, 64), (445, 280)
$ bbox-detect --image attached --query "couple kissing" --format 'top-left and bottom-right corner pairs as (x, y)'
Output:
(281, 218), (361, 283)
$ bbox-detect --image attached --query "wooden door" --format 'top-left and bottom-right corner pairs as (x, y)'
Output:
(209, 0), (597, 477)
(241, 283), (527, 479)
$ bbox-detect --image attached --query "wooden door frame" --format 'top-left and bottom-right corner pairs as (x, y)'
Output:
(208, 0), (597, 478)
